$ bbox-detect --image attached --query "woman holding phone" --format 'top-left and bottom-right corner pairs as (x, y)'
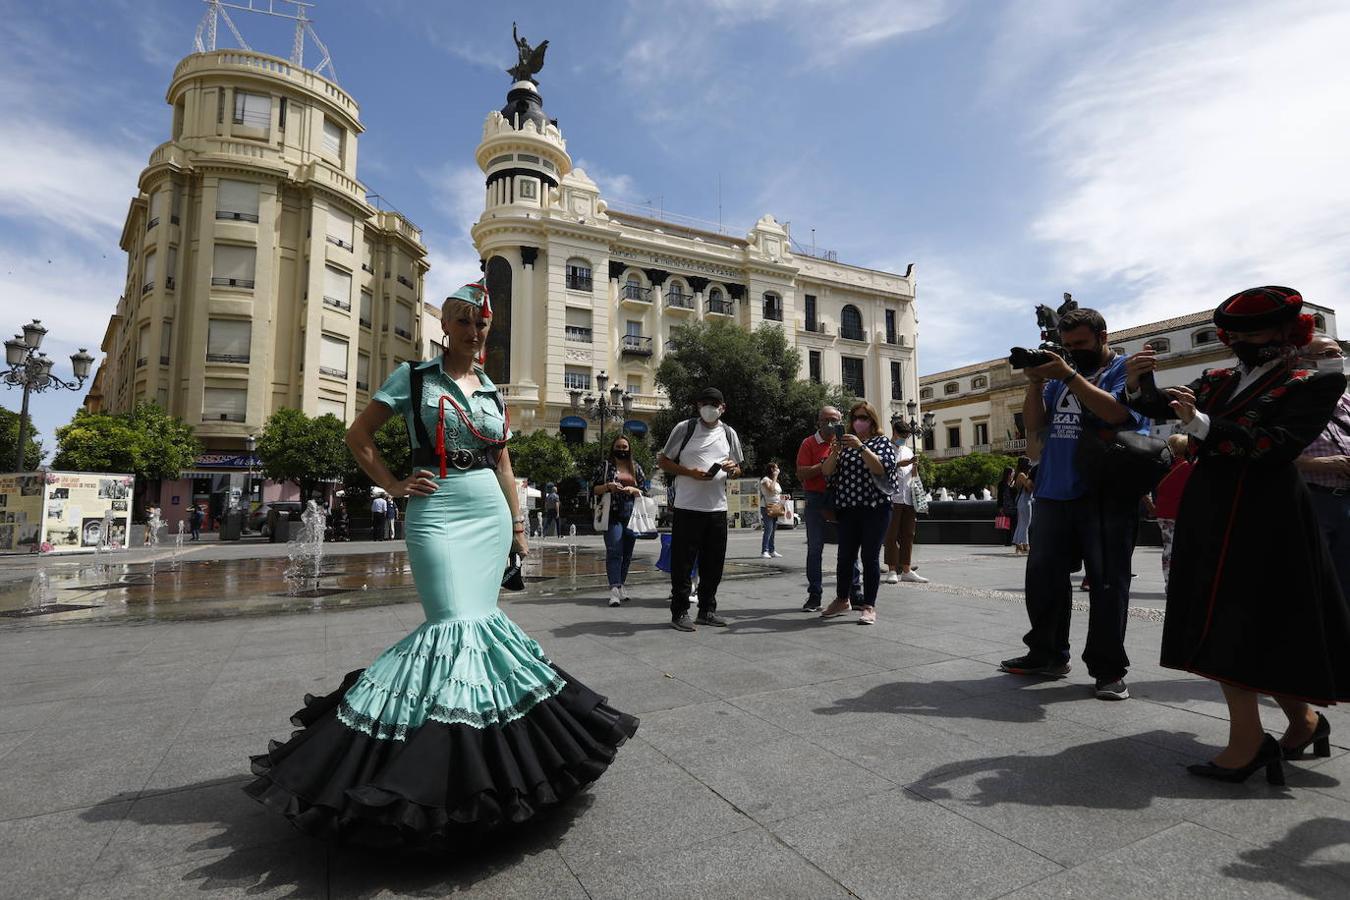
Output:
(593, 434), (647, 607)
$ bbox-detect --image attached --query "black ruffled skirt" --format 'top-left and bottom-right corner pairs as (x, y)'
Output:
(245, 665), (639, 849)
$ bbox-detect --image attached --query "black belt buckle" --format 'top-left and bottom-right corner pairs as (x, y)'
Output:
(448, 449), (476, 471)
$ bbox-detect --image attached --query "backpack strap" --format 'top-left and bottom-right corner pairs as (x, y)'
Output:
(670, 418), (700, 462)
(406, 362), (432, 451)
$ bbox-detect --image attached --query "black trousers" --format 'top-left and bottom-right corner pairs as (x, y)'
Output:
(1022, 495), (1136, 681)
(669, 508), (728, 619)
(835, 504), (891, 607)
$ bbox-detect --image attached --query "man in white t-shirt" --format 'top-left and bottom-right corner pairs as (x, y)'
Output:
(657, 387), (745, 631)
(370, 493), (387, 541)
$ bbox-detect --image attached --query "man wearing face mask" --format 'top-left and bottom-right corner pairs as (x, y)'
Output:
(999, 307), (1150, 702)
(658, 387), (745, 632)
(1294, 334), (1350, 598)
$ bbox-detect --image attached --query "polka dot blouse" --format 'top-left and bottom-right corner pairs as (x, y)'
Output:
(831, 436), (898, 509)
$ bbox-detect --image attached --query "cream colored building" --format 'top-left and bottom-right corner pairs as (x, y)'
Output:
(86, 49), (427, 519)
(919, 303), (1340, 460)
(457, 79), (917, 439)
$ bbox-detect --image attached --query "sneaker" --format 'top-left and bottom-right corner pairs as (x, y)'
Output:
(619, 584), (630, 602)
(802, 599), (822, 612)
(858, 607), (877, 625)
(884, 570), (900, 584)
(900, 571), (929, 583)
(999, 655), (1071, 677)
(762, 551), (773, 559)
(820, 598), (852, 619)
(608, 587), (622, 608)
(771, 551), (783, 558)
(1095, 678), (1130, 701)
(670, 615), (696, 632)
(695, 612), (728, 627)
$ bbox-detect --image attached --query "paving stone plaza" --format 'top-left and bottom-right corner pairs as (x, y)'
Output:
(2, 531), (1348, 898)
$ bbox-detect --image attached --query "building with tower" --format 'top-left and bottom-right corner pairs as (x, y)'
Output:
(85, 4), (427, 524)
(466, 55), (919, 440)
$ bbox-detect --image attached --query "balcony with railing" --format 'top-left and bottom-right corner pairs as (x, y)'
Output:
(564, 325), (593, 344)
(165, 276), (175, 291)
(706, 298), (735, 317)
(762, 303), (783, 322)
(802, 320), (831, 336)
(326, 234), (354, 251)
(356, 380), (370, 391)
(361, 262), (374, 273)
(216, 210), (260, 223)
(141, 281), (154, 295)
(359, 316), (371, 328)
(620, 283), (652, 308)
(135, 357), (147, 368)
(159, 355), (170, 366)
(885, 330), (899, 345)
(664, 289), (695, 312)
(211, 276), (255, 289)
(323, 295), (352, 312)
(993, 437), (1028, 453)
(319, 366), (348, 379)
(206, 353), (250, 364)
(839, 326), (868, 343)
(620, 335), (653, 356)
(394, 327), (412, 340)
(397, 274), (415, 289)
(566, 274), (593, 292)
(145, 217), (159, 231)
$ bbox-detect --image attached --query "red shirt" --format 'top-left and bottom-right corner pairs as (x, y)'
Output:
(1153, 459), (1194, 520)
(796, 431), (835, 493)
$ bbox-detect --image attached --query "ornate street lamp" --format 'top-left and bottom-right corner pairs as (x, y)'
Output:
(891, 399), (937, 453)
(244, 434), (259, 511)
(568, 369), (632, 449)
(2, 320), (94, 471)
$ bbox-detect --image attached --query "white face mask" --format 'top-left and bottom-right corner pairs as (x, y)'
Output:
(1302, 356), (1347, 376)
(699, 404), (722, 424)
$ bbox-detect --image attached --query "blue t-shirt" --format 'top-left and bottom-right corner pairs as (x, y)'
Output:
(1034, 354), (1150, 501)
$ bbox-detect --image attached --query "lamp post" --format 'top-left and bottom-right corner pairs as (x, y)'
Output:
(3, 320), (94, 472)
(568, 370), (633, 449)
(891, 399), (937, 453)
(244, 434), (258, 514)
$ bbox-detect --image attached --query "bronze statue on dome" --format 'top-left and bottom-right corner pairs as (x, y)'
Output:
(508, 23), (548, 84)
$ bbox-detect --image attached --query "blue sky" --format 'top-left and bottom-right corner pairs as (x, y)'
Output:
(3, 0), (1347, 458)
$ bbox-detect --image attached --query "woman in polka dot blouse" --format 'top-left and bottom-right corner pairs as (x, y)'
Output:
(820, 400), (898, 624)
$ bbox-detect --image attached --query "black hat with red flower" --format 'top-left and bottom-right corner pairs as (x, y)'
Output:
(1213, 286), (1303, 331)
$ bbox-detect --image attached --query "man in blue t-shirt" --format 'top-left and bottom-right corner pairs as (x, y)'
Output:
(1000, 307), (1151, 701)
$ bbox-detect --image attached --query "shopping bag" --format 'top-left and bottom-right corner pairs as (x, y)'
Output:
(994, 513), (1011, 531)
(593, 492), (611, 532)
(629, 496), (659, 539)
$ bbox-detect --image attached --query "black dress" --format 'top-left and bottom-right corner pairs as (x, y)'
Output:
(1128, 364), (1350, 703)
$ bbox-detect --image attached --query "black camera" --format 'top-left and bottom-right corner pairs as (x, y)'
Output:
(1009, 293), (1077, 370)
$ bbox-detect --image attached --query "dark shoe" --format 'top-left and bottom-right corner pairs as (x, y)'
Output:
(999, 655), (1071, 677)
(802, 599), (821, 612)
(1094, 678), (1130, 701)
(695, 612), (728, 627)
(1188, 735), (1285, 785)
(1282, 712), (1332, 760)
(670, 615), (696, 632)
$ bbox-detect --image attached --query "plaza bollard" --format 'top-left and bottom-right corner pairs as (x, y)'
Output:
(219, 510), (243, 541)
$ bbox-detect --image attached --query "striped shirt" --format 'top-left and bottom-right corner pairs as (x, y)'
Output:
(1300, 392), (1350, 489)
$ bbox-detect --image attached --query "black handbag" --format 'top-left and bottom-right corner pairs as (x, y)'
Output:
(501, 552), (525, 591)
(1078, 424), (1172, 501)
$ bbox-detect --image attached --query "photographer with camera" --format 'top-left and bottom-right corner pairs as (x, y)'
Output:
(999, 306), (1151, 702)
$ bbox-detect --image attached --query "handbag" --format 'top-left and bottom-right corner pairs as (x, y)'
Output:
(766, 501), (785, 518)
(593, 492), (611, 531)
(629, 496), (659, 539)
(1077, 424), (1171, 501)
(501, 552), (525, 591)
(994, 513), (1012, 530)
(910, 474), (930, 514)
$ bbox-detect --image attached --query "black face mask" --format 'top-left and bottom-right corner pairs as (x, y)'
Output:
(1069, 344), (1105, 373)
(1230, 340), (1283, 368)
(613, 450), (631, 460)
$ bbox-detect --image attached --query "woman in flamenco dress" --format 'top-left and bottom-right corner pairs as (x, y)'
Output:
(246, 282), (639, 846)
(1123, 286), (1349, 785)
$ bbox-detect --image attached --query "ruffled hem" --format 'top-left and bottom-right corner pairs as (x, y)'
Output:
(245, 664), (639, 848)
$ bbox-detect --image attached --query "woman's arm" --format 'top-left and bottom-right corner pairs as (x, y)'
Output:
(861, 438), (894, 476)
(1194, 372), (1346, 465)
(495, 447), (528, 554)
(346, 402), (436, 497)
(820, 443), (840, 477)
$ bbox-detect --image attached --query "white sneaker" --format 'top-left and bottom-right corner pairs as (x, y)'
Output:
(609, 587), (622, 607)
(762, 551), (773, 559)
(771, 551), (783, 558)
(884, 570), (900, 584)
(619, 584), (629, 601)
(900, 571), (929, 583)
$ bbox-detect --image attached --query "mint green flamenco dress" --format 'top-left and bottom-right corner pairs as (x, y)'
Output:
(246, 359), (638, 848)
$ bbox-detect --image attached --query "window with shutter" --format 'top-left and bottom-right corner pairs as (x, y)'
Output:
(216, 180), (260, 222)
(160, 321), (172, 365)
(564, 307), (593, 343)
(393, 304), (413, 339)
(563, 367), (591, 391)
(203, 387), (247, 422)
(207, 319), (251, 364)
(317, 397), (347, 420)
(165, 247), (177, 291)
(357, 353), (370, 390)
(320, 335), (349, 378)
(141, 249), (156, 295)
(359, 290), (373, 327)
(323, 266), (352, 311)
(212, 244), (256, 289)
(136, 326), (149, 367)
(841, 356), (865, 396)
(232, 91), (270, 130)
(322, 117), (343, 160)
(326, 208), (354, 250)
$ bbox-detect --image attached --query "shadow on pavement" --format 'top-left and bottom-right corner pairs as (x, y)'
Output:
(1223, 817), (1350, 897)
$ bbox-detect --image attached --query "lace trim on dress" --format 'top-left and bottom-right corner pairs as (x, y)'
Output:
(337, 673), (566, 741)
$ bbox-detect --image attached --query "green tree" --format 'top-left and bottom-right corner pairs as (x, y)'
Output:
(506, 429), (576, 489)
(0, 405), (44, 470)
(934, 451), (1017, 496)
(256, 408), (348, 499)
(124, 402), (200, 480)
(52, 402), (200, 480)
(344, 416), (410, 504)
(653, 320), (855, 491)
(913, 449), (938, 490)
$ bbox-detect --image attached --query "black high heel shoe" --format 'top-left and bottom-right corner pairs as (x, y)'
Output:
(1187, 734), (1285, 785)
(1281, 712), (1331, 760)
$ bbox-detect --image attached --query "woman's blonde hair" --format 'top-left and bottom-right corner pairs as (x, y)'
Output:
(847, 401), (883, 436)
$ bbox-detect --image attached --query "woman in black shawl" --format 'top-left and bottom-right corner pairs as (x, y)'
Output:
(1125, 286), (1349, 785)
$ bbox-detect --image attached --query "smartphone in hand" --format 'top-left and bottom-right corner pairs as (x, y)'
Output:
(706, 462), (723, 477)
(832, 423), (846, 441)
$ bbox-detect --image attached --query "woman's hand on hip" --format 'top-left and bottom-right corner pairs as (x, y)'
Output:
(392, 469), (439, 497)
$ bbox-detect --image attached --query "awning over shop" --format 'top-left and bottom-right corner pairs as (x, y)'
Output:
(560, 416), (587, 429)
(622, 419), (648, 436)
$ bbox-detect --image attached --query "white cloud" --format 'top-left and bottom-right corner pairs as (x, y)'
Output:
(573, 158), (640, 201)
(420, 162), (487, 302)
(1029, 0), (1350, 327)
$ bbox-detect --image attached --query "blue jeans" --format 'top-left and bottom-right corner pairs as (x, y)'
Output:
(804, 491), (861, 604)
(760, 506), (777, 554)
(1309, 489), (1350, 601)
(836, 504), (892, 607)
(604, 495), (636, 587)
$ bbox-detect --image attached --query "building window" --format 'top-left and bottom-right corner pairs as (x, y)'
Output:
(1193, 328), (1219, 346)
(1014, 411), (1026, 439)
(323, 266), (352, 311)
(232, 91), (270, 130)
(885, 309), (898, 344)
(141, 249), (156, 295)
(809, 350), (822, 384)
(706, 288), (733, 316)
(278, 96), (287, 131)
(519, 179), (537, 200)
(165, 246), (177, 291)
(890, 361), (903, 400)
(160, 320), (172, 366)
(206, 319), (251, 364)
(971, 376), (988, 389)
(974, 422), (989, 446)
(203, 387), (247, 422)
(211, 244), (256, 289)
(623, 275), (649, 302)
(762, 292), (783, 321)
(804, 294), (819, 331)
(840, 305), (865, 341)
(326, 208), (354, 250)
(563, 366), (591, 392)
(321, 117), (344, 161)
(564, 307), (593, 343)
(943, 382), (959, 395)
(627, 377), (642, 395)
(841, 356), (865, 396)
(136, 325), (149, 368)
(923, 430), (935, 451)
(317, 397), (346, 421)
(362, 242), (375, 273)
(1313, 314), (1327, 331)
(947, 426), (961, 449)
(920, 386), (933, 400)
(393, 303), (413, 340)
(565, 258), (593, 292)
(356, 353), (370, 391)
(319, 334), (349, 379)
(359, 290), (373, 327)
(216, 180), (260, 222)
(1147, 337), (1171, 353)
